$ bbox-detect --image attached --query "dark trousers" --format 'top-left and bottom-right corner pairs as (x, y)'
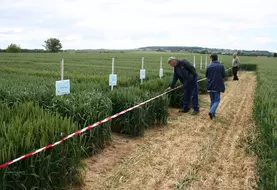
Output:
(183, 76), (199, 111)
(232, 66), (239, 80)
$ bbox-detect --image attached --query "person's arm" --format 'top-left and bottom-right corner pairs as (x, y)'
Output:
(169, 70), (179, 88)
(206, 67), (209, 78)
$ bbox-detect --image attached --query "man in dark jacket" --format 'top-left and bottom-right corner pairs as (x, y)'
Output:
(206, 53), (226, 119)
(166, 57), (199, 115)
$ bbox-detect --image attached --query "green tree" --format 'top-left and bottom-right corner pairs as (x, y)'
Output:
(43, 38), (62, 52)
(6, 43), (21, 53)
(200, 50), (208, 54)
(273, 53), (277, 57)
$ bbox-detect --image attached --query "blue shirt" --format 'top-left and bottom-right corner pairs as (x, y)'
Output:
(170, 59), (197, 88)
(205, 61), (226, 92)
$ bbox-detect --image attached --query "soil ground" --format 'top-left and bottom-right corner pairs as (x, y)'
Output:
(73, 71), (257, 190)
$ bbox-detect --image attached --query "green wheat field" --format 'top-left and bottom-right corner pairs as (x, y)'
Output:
(0, 51), (276, 189)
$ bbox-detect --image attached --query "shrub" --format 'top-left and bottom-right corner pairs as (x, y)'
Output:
(6, 43), (21, 53)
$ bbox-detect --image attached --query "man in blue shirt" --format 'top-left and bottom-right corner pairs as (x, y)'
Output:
(166, 57), (199, 115)
(206, 53), (226, 119)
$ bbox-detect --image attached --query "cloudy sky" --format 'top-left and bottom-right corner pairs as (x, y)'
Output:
(1, 0), (277, 51)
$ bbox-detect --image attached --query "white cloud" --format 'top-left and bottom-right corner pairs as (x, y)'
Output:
(254, 37), (277, 44)
(0, 0), (277, 51)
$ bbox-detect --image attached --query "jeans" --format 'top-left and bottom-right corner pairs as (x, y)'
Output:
(183, 76), (199, 111)
(209, 92), (220, 116)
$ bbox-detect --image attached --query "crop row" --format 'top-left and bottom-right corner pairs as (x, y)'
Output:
(227, 60), (277, 189)
(250, 59), (277, 189)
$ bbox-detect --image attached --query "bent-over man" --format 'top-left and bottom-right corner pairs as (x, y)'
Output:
(166, 57), (199, 115)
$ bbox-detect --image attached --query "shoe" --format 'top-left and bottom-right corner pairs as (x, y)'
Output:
(179, 109), (190, 113)
(192, 110), (199, 115)
(208, 112), (213, 120)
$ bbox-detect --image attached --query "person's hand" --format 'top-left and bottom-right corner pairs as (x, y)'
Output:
(165, 87), (172, 92)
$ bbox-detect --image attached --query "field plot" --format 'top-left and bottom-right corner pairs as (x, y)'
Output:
(0, 51), (225, 190)
(74, 72), (257, 190)
(0, 51), (276, 190)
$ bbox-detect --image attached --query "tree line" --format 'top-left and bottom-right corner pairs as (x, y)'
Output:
(1, 39), (277, 57)
(1, 38), (62, 53)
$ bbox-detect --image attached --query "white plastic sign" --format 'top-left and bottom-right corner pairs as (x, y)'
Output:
(159, 68), (163, 78)
(109, 74), (117, 86)
(140, 69), (146, 79)
(56, 79), (70, 96)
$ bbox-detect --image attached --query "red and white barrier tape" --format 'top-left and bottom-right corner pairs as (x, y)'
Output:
(0, 69), (230, 169)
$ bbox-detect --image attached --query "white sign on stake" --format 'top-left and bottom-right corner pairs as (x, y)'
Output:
(159, 56), (163, 78)
(109, 57), (117, 90)
(205, 56), (208, 69)
(200, 56), (203, 69)
(56, 79), (70, 96)
(61, 58), (64, 80)
(159, 68), (163, 78)
(140, 57), (145, 83)
(56, 58), (70, 96)
(140, 69), (146, 80)
(193, 56), (196, 68)
(109, 74), (117, 86)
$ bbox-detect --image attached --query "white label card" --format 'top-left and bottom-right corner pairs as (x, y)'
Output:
(56, 79), (70, 96)
(109, 74), (117, 86)
(140, 69), (146, 79)
(159, 68), (163, 77)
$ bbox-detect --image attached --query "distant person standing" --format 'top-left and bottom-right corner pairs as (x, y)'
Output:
(165, 57), (199, 115)
(232, 53), (240, 80)
(206, 53), (226, 120)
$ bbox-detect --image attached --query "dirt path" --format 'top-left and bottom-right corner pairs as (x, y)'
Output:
(74, 72), (257, 190)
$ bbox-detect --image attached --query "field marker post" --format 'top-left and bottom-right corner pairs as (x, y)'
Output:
(159, 56), (163, 79)
(205, 55), (208, 69)
(109, 57), (117, 90)
(56, 58), (70, 96)
(61, 58), (64, 81)
(193, 56), (196, 68)
(200, 56), (203, 69)
(140, 57), (146, 84)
